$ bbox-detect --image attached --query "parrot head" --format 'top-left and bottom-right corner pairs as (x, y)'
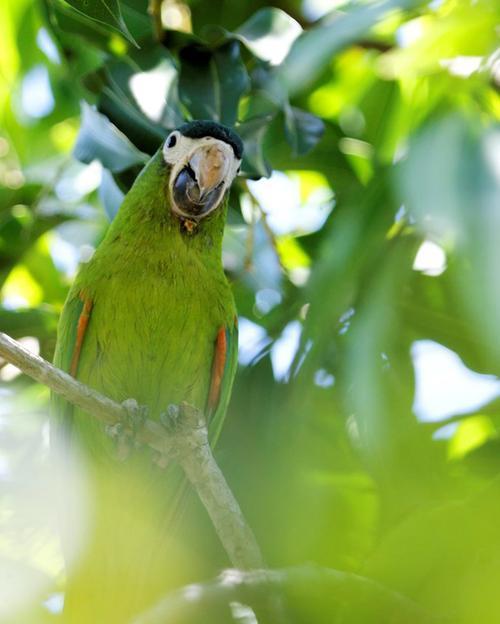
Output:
(163, 121), (243, 226)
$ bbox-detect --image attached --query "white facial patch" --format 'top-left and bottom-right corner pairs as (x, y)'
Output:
(162, 131), (241, 219)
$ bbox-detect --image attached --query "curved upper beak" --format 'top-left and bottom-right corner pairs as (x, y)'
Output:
(188, 144), (231, 200)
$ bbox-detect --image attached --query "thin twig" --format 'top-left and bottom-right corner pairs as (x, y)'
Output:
(242, 181), (286, 273)
(244, 206), (255, 272)
(259, 206), (286, 273)
(0, 331), (264, 570)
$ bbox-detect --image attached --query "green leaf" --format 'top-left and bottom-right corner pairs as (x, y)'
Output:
(59, 0), (139, 47)
(84, 46), (181, 154)
(358, 80), (403, 162)
(120, 0), (152, 42)
(237, 115), (273, 179)
(74, 102), (149, 171)
(179, 40), (250, 125)
(264, 119), (357, 196)
(0, 306), (59, 341)
(235, 8), (302, 65)
(398, 114), (500, 362)
(46, 0), (113, 51)
(278, 0), (421, 97)
(0, 185), (42, 221)
(284, 105), (325, 156)
(24, 241), (68, 304)
(0, 208), (70, 288)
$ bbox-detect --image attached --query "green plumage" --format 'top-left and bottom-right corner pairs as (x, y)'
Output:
(52, 148), (238, 621)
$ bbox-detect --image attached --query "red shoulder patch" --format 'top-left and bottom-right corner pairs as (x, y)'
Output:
(207, 326), (227, 414)
(69, 296), (93, 377)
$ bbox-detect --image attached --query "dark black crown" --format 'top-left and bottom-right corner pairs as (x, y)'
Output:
(178, 120), (244, 159)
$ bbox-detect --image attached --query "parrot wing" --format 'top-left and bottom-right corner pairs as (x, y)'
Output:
(166, 318), (238, 530)
(52, 303), (238, 444)
(52, 298), (239, 548)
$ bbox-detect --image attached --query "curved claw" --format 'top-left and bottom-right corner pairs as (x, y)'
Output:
(160, 403), (181, 432)
(121, 398), (147, 433)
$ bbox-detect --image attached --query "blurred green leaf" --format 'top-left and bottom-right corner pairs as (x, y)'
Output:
(99, 168), (124, 220)
(23, 238), (68, 304)
(234, 7), (302, 64)
(0, 306), (58, 341)
(398, 114), (500, 361)
(358, 79), (403, 162)
(237, 115), (273, 178)
(0, 185), (42, 220)
(265, 119), (358, 197)
(278, 0), (420, 97)
(179, 41), (250, 125)
(284, 104), (325, 156)
(74, 102), (148, 171)
(364, 479), (500, 624)
(0, 211), (69, 287)
(85, 46), (180, 153)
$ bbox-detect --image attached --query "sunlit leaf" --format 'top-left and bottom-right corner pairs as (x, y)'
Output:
(84, 46), (180, 153)
(278, 0), (421, 97)
(448, 415), (497, 460)
(234, 7), (302, 65)
(398, 114), (500, 361)
(2, 265), (44, 307)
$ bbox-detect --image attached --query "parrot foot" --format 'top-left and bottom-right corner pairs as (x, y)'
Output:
(160, 403), (182, 432)
(153, 404), (184, 469)
(104, 422), (132, 461)
(104, 399), (148, 461)
(160, 401), (202, 431)
(154, 402), (205, 469)
(121, 398), (148, 432)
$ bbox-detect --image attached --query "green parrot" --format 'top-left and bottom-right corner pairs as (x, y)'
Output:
(52, 120), (242, 622)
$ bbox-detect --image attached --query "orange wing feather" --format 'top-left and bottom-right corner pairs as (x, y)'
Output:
(207, 326), (227, 414)
(69, 296), (93, 377)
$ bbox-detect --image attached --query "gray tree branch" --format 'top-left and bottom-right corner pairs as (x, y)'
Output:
(0, 331), (264, 570)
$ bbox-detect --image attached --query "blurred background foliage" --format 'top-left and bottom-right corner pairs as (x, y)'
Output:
(0, 0), (499, 621)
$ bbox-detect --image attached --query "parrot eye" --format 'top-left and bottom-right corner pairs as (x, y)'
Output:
(166, 132), (179, 148)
